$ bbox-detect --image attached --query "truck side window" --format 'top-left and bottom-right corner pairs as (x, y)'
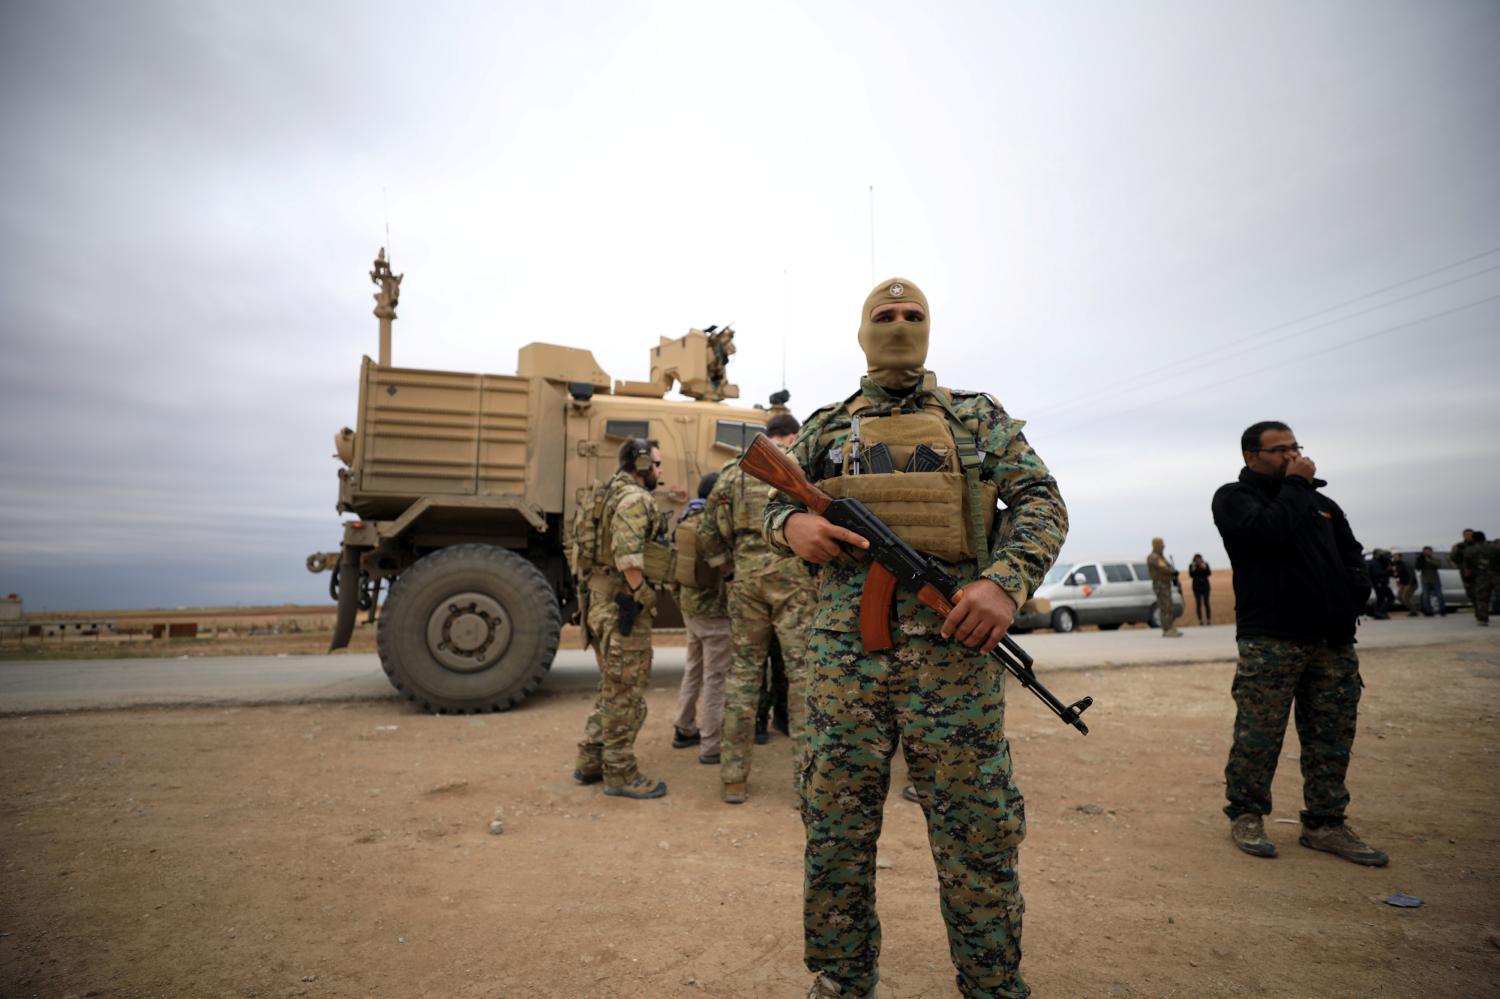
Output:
(605, 419), (650, 440)
(1073, 565), (1100, 585)
(1132, 563), (1150, 580)
(1103, 563), (1132, 583)
(714, 420), (767, 450)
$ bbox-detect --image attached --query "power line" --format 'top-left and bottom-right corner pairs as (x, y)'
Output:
(1040, 262), (1500, 422)
(1029, 246), (1500, 418)
(1047, 291), (1500, 436)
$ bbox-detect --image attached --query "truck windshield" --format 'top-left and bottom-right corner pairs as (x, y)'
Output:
(1043, 563), (1074, 585)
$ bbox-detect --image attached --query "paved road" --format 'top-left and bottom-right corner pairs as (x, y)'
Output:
(0, 615), (1484, 714)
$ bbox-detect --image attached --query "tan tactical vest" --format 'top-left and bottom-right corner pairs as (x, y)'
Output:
(571, 478), (671, 584)
(816, 390), (998, 568)
(672, 508), (720, 589)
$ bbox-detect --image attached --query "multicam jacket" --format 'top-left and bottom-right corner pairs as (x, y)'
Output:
(700, 457), (798, 579)
(763, 373), (1068, 634)
(600, 470), (657, 577)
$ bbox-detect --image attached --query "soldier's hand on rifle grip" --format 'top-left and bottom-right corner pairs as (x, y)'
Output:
(785, 512), (870, 564)
(940, 578), (1016, 654)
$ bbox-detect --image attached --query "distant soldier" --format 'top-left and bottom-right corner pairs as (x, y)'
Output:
(669, 472), (732, 764)
(1212, 421), (1386, 866)
(1451, 529), (1476, 604)
(1146, 538), (1183, 637)
(1415, 545), (1446, 617)
(573, 438), (671, 800)
(700, 412), (815, 805)
(1468, 531), (1497, 626)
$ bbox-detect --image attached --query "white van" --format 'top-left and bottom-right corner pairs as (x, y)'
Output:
(1014, 559), (1185, 633)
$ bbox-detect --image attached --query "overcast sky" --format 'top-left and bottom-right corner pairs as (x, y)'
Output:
(2, 1), (1497, 611)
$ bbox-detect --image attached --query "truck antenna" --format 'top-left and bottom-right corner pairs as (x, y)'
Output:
(383, 186), (392, 257)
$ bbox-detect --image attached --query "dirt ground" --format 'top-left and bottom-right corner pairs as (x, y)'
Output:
(2, 636), (1496, 999)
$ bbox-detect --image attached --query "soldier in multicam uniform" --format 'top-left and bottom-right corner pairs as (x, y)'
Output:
(669, 472), (733, 764)
(700, 412), (816, 804)
(1451, 529), (1477, 605)
(573, 438), (671, 800)
(1467, 530), (1497, 626)
(764, 278), (1067, 999)
(1212, 421), (1386, 866)
(1146, 537), (1183, 636)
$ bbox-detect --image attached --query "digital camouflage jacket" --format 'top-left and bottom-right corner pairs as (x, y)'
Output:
(763, 373), (1068, 634)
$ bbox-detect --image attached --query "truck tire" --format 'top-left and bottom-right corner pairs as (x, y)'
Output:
(377, 544), (560, 712)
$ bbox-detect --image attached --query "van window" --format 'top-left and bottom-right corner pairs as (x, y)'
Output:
(1103, 563), (1132, 583)
(1132, 563), (1150, 580)
(1044, 563), (1074, 585)
(1072, 565), (1100, 585)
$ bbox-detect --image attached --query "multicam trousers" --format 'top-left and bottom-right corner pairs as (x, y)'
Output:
(576, 581), (655, 787)
(803, 628), (1028, 999)
(719, 560), (815, 787)
(1223, 636), (1361, 826)
(1153, 579), (1177, 632)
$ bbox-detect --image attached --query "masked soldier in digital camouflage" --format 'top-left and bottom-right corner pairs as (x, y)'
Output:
(573, 438), (671, 800)
(764, 278), (1068, 999)
(1146, 537), (1184, 637)
(699, 412), (816, 804)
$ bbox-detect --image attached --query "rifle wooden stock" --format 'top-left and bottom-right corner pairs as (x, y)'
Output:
(741, 435), (831, 515)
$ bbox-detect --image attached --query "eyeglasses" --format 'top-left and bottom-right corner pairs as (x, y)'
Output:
(1250, 443), (1302, 455)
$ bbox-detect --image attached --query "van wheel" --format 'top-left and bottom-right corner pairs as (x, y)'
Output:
(1148, 604), (1162, 629)
(1098, 622), (1121, 631)
(377, 544), (560, 713)
(1051, 608), (1078, 634)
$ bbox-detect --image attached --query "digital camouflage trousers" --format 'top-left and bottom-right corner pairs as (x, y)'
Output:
(719, 561), (815, 786)
(576, 587), (654, 787)
(1223, 636), (1361, 827)
(803, 628), (1029, 999)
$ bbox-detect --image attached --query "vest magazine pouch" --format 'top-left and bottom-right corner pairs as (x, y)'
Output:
(642, 540), (673, 585)
(672, 520), (720, 589)
(822, 470), (994, 564)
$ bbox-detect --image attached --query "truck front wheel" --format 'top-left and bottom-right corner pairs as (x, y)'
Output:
(377, 544), (560, 712)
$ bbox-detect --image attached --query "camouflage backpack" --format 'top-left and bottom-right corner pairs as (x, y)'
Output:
(566, 483), (612, 576)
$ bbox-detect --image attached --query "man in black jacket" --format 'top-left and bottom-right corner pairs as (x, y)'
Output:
(1210, 421), (1387, 867)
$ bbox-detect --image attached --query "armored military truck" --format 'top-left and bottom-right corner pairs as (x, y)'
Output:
(308, 249), (773, 712)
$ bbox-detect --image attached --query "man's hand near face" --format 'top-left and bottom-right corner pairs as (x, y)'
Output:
(1287, 455), (1317, 480)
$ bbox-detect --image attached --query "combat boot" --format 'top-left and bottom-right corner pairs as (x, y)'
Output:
(1230, 814), (1277, 858)
(722, 781), (748, 804)
(807, 973), (872, 999)
(603, 773), (667, 800)
(1299, 823), (1389, 867)
(572, 768), (603, 786)
(671, 726), (701, 748)
(1164, 628), (1184, 638)
(754, 717), (769, 745)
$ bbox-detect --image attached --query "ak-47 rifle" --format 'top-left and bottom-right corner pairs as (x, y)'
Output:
(740, 433), (1094, 735)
